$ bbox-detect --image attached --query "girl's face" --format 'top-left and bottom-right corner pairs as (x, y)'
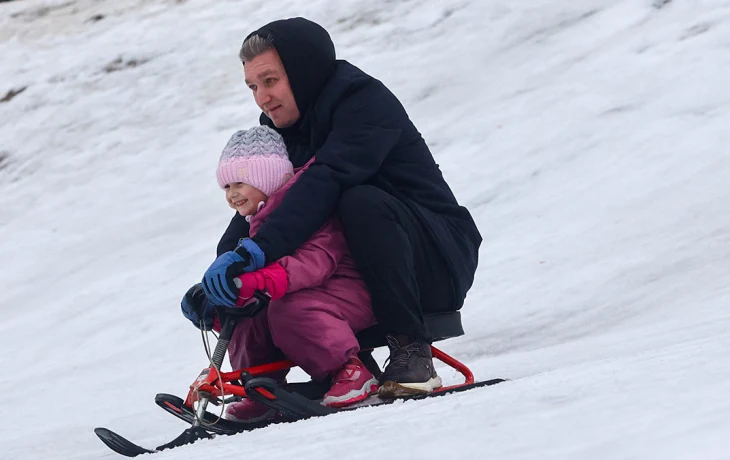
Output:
(225, 182), (268, 216)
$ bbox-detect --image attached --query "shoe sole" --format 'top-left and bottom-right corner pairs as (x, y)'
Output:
(377, 376), (443, 398)
(321, 378), (379, 408)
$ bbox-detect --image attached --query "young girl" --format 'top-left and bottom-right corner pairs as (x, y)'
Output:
(182, 126), (378, 421)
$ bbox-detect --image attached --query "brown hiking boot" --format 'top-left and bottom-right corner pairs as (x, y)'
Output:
(377, 334), (443, 398)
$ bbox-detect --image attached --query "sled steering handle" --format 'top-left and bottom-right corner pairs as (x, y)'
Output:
(208, 291), (269, 369)
(253, 290), (271, 304)
(211, 291), (271, 367)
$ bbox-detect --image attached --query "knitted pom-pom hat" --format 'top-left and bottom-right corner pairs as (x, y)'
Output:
(216, 126), (294, 196)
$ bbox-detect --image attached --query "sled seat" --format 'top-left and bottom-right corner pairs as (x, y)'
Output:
(355, 311), (464, 350)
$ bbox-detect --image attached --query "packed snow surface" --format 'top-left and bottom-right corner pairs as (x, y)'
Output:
(1, 0), (729, 458)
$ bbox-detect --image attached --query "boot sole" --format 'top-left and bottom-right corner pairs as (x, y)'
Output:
(377, 376), (443, 398)
(321, 378), (379, 408)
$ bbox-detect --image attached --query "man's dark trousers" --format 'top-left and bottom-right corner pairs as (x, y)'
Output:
(337, 185), (456, 342)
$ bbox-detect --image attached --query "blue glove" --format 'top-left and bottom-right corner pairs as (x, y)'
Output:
(181, 283), (215, 330)
(201, 238), (266, 307)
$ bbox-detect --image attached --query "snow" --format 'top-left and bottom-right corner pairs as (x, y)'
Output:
(1, 0), (729, 458)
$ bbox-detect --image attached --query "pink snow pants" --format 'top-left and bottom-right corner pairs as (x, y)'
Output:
(226, 283), (376, 382)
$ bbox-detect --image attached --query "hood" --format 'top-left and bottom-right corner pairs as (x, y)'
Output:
(246, 17), (336, 124)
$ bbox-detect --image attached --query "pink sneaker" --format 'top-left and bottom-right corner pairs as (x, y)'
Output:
(322, 357), (379, 408)
(225, 398), (276, 423)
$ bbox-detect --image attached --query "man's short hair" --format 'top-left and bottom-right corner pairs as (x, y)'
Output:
(239, 34), (275, 63)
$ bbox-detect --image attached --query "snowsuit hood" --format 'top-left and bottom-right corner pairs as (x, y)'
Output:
(245, 17), (336, 125)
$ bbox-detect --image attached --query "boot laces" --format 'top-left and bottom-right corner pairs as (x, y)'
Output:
(384, 336), (422, 370)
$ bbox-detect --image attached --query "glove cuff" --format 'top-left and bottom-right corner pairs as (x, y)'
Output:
(261, 262), (289, 300)
(233, 246), (251, 262)
(238, 238), (266, 270)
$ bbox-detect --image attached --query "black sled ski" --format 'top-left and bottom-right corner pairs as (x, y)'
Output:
(94, 426), (212, 457)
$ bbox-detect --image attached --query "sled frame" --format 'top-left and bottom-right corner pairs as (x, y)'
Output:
(183, 345), (477, 408)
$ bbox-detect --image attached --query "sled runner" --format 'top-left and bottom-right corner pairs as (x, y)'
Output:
(95, 294), (507, 457)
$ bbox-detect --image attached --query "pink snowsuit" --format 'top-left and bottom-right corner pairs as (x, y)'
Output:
(226, 161), (376, 381)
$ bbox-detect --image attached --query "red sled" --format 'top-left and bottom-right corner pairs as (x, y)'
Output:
(95, 294), (506, 457)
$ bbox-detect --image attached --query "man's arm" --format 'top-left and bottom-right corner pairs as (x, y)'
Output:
(253, 86), (402, 262)
(217, 212), (250, 256)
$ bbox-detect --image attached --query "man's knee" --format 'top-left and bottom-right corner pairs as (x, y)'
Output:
(337, 185), (393, 225)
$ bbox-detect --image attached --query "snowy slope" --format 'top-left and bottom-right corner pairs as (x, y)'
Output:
(1, 0), (730, 459)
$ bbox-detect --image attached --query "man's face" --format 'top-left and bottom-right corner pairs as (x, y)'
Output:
(244, 49), (300, 128)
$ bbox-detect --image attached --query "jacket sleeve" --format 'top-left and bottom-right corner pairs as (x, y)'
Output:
(217, 212), (250, 256)
(252, 84), (402, 262)
(276, 218), (348, 293)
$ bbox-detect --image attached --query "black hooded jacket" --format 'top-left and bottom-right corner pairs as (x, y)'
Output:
(218, 18), (482, 307)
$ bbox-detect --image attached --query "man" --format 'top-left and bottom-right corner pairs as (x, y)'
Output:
(202, 18), (482, 397)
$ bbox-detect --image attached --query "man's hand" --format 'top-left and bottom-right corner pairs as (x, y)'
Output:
(180, 283), (215, 330)
(202, 238), (266, 306)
